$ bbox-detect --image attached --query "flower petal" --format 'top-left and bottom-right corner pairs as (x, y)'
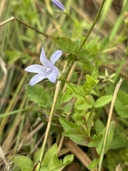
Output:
(52, 0), (65, 11)
(25, 64), (47, 75)
(40, 47), (54, 68)
(30, 74), (46, 86)
(47, 70), (57, 83)
(50, 50), (62, 64)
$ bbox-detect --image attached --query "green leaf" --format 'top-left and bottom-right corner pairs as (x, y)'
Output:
(61, 91), (73, 103)
(42, 144), (74, 171)
(99, 37), (109, 51)
(94, 95), (112, 108)
(69, 83), (84, 95)
(63, 154), (74, 164)
(65, 83), (84, 99)
(25, 84), (51, 107)
(43, 144), (58, 167)
(6, 50), (21, 65)
(88, 134), (103, 148)
(91, 70), (98, 80)
(115, 90), (128, 118)
(109, 132), (127, 149)
(34, 148), (41, 163)
(59, 117), (77, 131)
(13, 155), (33, 171)
(83, 73), (98, 95)
(20, 167), (32, 171)
(49, 154), (62, 170)
(51, 36), (78, 53)
(96, 121), (115, 155)
(88, 158), (100, 170)
(50, 154), (74, 171)
(40, 167), (49, 171)
(75, 100), (92, 110)
(59, 117), (88, 146)
(105, 121), (115, 153)
(63, 127), (88, 146)
(75, 96), (95, 110)
(94, 119), (105, 135)
(63, 126), (88, 146)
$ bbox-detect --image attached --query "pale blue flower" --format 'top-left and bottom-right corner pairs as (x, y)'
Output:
(25, 47), (62, 86)
(51, 0), (65, 11)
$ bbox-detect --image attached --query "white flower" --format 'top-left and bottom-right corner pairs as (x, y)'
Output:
(25, 47), (62, 86)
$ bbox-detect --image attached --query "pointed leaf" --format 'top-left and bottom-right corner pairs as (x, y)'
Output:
(109, 132), (127, 149)
(115, 90), (128, 118)
(63, 127), (88, 146)
(94, 95), (112, 108)
(61, 91), (73, 103)
(59, 117), (76, 131)
(43, 144), (58, 167)
(51, 36), (78, 53)
(83, 73), (98, 95)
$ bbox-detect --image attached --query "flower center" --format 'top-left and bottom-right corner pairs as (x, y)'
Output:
(46, 67), (52, 73)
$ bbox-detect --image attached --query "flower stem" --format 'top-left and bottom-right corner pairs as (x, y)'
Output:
(37, 80), (61, 171)
(77, 0), (107, 55)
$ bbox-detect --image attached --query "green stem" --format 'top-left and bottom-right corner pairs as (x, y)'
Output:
(63, 0), (107, 93)
(37, 80), (61, 171)
(77, 0), (107, 55)
(0, 16), (49, 38)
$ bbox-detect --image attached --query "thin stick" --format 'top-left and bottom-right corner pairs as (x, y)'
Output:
(0, 16), (15, 27)
(0, 16), (49, 38)
(37, 80), (61, 171)
(36, 61), (67, 171)
(98, 78), (123, 171)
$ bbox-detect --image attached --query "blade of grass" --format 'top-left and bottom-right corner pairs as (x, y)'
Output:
(0, 107), (31, 118)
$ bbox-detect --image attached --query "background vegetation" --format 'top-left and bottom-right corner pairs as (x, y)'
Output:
(0, 0), (128, 170)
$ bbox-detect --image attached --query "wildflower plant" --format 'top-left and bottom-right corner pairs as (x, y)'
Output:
(1, 0), (128, 171)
